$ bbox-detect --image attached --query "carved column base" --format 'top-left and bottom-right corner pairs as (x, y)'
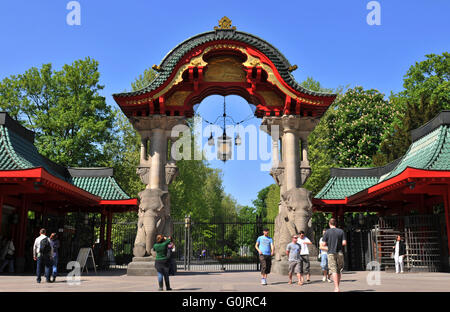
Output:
(127, 257), (157, 276)
(272, 258), (324, 276)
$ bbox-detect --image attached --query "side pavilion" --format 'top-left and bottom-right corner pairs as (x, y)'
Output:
(313, 110), (450, 271)
(0, 112), (138, 272)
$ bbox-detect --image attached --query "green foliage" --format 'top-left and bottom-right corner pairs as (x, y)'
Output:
(0, 58), (115, 166)
(252, 186), (271, 220)
(301, 76), (335, 93)
(102, 109), (143, 198)
(374, 52), (450, 165)
(305, 86), (395, 195)
(131, 68), (157, 91)
(265, 184), (280, 220)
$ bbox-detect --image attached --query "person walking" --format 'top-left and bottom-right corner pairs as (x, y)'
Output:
(153, 235), (172, 291)
(322, 218), (347, 292)
(255, 228), (274, 286)
(393, 235), (406, 274)
(286, 235), (302, 285)
(33, 229), (54, 283)
(298, 231), (312, 284)
(0, 236), (15, 273)
(319, 229), (331, 283)
(49, 233), (60, 282)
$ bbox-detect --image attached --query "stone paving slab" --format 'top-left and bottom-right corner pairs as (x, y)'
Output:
(0, 270), (449, 292)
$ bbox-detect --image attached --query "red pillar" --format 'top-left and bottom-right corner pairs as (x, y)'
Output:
(444, 189), (450, 262)
(337, 206), (345, 228)
(16, 197), (29, 258)
(0, 195), (3, 235)
(332, 207), (338, 220)
(106, 209), (113, 250)
(100, 211), (106, 256)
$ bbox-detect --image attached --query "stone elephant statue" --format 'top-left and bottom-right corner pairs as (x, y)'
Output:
(273, 187), (313, 260)
(133, 188), (171, 257)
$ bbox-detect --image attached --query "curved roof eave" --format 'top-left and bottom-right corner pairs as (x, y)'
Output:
(113, 29), (337, 99)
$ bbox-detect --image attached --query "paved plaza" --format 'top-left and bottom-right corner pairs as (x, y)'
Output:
(0, 270), (449, 292)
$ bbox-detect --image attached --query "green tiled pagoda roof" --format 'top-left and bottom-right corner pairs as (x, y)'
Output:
(315, 176), (379, 200)
(0, 112), (131, 201)
(0, 117), (68, 181)
(315, 110), (450, 200)
(70, 176), (129, 200)
(113, 29), (336, 99)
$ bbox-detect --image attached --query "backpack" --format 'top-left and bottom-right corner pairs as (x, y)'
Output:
(39, 238), (52, 258)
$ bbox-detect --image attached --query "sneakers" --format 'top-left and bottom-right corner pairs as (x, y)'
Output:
(327, 278), (332, 283)
(322, 276), (326, 282)
(261, 278), (267, 285)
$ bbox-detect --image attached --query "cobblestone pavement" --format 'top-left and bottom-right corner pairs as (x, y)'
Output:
(0, 270), (449, 292)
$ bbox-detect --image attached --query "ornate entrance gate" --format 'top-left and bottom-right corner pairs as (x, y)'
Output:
(113, 17), (337, 275)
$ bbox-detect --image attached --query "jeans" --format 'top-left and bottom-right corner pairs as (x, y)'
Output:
(0, 258), (14, 273)
(394, 255), (404, 273)
(320, 254), (328, 271)
(52, 255), (58, 276)
(155, 259), (170, 289)
(36, 257), (52, 282)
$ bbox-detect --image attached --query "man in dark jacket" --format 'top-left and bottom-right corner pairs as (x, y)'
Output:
(393, 235), (406, 273)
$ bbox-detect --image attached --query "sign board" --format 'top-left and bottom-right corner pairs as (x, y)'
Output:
(75, 247), (97, 275)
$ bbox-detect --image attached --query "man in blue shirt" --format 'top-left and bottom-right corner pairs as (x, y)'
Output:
(255, 228), (274, 285)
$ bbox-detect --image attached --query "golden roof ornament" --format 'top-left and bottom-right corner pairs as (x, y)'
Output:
(214, 16), (236, 30)
(288, 65), (298, 72)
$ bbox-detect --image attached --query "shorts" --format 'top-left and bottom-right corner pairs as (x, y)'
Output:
(299, 255), (310, 274)
(259, 255), (272, 274)
(328, 252), (344, 274)
(288, 261), (300, 274)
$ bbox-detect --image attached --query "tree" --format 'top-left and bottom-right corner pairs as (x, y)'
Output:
(252, 186), (271, 220)
(374, 52), (450, 165)
(0, 58), (115, 166)
(131, 68), (157, 91)
(301, 76), (335, 94)
(103, 109), (143, 198)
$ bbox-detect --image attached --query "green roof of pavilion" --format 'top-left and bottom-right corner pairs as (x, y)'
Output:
(0, 112), (131, 201)
(315, 110), (450, 200)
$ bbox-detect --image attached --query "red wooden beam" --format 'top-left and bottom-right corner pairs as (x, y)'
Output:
(99, 199), (138, 206)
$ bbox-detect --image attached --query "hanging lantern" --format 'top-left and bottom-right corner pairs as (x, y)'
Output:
(217, 132), (232, 162)
(235, 133), (242, 146)
(208, 132), (215, 146)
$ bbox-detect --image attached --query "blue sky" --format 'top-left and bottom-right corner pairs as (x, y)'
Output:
(0, 1), (449, 207)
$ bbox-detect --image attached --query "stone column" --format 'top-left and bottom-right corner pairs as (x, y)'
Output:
(149, 128), (166, 190)
(282, 127), (298, 191)
(127, 115), (186, 276)
(262, 115), (322, 275)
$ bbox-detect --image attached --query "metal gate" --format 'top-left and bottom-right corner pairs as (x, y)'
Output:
(172, 217), (275, 271)
(374, 215), (443, 272)
(346, 214), (445, 272)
